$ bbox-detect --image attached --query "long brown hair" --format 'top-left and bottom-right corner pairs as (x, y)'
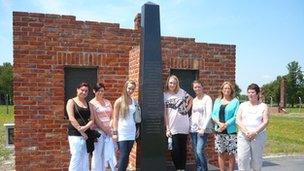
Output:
(119, 80), (136, 118)
(219, 81), (235, 99)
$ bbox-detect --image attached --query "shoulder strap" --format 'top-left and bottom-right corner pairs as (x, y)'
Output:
(72, 99), (87, 124)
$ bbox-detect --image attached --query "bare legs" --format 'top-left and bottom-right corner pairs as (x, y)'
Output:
(218, 153), (235, 171)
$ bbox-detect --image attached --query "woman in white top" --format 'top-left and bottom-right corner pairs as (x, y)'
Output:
(112, 80), (139, 171)
(90, 83), (116, 171)
(190, 80), (213, 171)
(164, 75), (192, 171)
(236, 83), (269, 171)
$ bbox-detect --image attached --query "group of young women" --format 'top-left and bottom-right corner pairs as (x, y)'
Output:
(66, 75), (269, 171)
(66, 81), (138, 171)
(164, 75), (269, 171)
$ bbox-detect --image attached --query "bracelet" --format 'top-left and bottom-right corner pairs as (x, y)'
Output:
(112, 130), (118, 135)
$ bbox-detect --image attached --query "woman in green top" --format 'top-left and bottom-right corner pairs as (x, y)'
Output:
(211, 81), (239, 171)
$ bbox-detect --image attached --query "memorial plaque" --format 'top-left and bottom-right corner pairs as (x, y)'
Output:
(139, 2), (166, 170)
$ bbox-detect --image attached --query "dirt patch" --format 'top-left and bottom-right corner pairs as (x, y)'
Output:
(0, 153), (15, 171)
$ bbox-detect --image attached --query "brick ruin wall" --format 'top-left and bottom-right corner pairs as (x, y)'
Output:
(13, 12), (235, 170)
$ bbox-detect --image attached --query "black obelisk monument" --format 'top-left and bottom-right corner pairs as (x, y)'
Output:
(139, 2), (166, 170)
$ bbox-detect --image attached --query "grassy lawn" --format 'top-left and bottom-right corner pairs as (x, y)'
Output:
(0, 105), (14, 161)
(265, 110), (304, 155)
(286, 107), (304, 114)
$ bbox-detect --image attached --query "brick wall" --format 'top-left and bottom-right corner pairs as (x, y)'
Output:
(13, 11), (235, 170)
(13, 11), (140, 170)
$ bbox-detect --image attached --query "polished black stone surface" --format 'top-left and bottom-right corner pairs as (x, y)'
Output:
(138, 2), (166, 170)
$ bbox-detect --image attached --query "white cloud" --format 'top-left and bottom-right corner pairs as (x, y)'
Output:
(261, 75), (272, 80)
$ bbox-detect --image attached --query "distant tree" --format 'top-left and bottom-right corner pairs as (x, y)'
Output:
(235, 83), (241, 98)
(262, 76), (282, 105)
(286, 61), (304, 107)
(234, 84), (248, 102)
(261, 60), (304, 107)
(0, 62), (13, 104)
(238, 94), (248, 103)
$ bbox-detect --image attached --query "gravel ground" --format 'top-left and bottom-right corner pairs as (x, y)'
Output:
(0, 153), (15, 171)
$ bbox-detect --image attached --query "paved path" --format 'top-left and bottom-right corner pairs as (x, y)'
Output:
(207, 155), (304, 171)
(262, 155), (304, 171)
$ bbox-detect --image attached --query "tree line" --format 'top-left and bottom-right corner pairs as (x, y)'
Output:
(0, 62), (13, 104)
(262, 61), (304, 107)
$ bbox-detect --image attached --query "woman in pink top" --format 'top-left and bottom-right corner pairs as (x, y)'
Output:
(90, 83), (116, 171)
(164, 75), (192, 171)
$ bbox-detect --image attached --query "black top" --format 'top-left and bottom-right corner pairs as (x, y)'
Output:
(67, 100), (91, 136)
(219, 104), (228, 134)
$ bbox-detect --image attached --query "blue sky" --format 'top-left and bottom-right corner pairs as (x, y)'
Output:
(1, 0), (303, 93)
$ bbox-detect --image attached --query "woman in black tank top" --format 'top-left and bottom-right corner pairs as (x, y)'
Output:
(67, 101), (91, 136)
(66, 82), (94, 171)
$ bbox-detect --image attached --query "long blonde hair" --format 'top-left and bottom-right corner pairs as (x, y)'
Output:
(219, 81), (235, 99)
(164, 75), (180, 93)
(119, 80), (136, 118)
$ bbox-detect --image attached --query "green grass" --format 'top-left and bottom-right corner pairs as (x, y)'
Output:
(0, 105), (14, 161)
(286, 107), (304, 114)
(265, 111), (304, 155)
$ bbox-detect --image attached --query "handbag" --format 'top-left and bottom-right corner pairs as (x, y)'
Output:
(133, 101), (142, 123)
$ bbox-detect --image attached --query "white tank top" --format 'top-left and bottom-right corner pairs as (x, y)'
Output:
(118, 99), (136, 141)
(240, 101), (268, 132)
